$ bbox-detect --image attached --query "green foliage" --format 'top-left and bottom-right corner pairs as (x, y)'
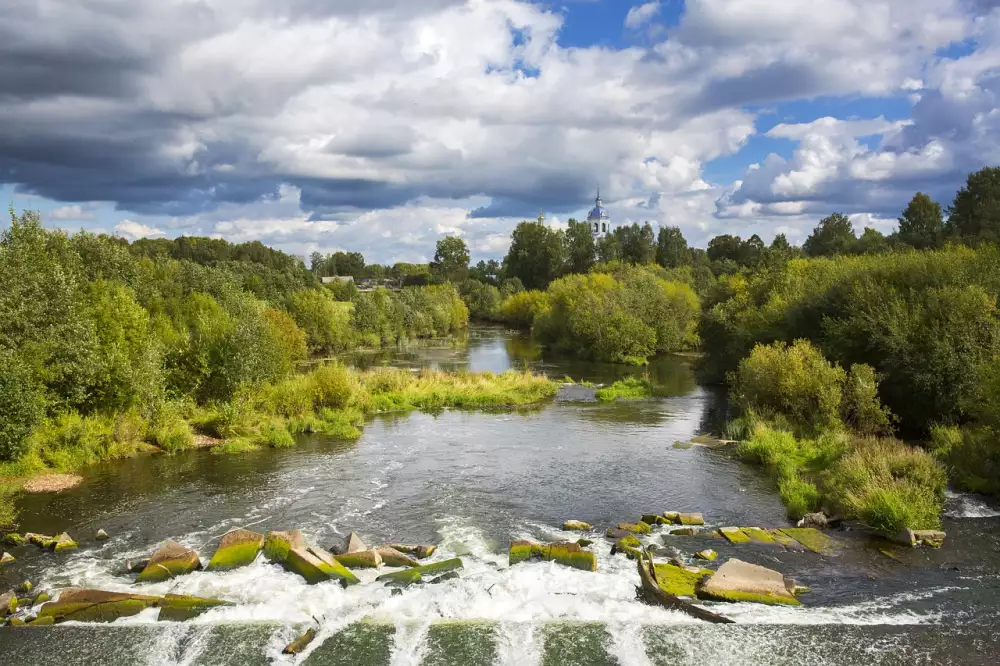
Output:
(656, 226), (690, 269)
(498, 290), (550, 329)
(458, 280), (503, 321)
(503, 221), (566, 290)
(563, 219), (596, 274)
(947, 166), (1000, 243)
(148, 403), (195, 453)
(430, 236), (470, 283)
(595, 377), (654, 401)
(286, 288), (353, 353)
(898, 192), (945, 249)
(930, 425), (1000, 497)
(0, 350), (45, 461)
(803, 212), (856, 257)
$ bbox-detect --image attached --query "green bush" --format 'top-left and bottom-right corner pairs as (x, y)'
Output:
(148, 404), (195, 453)
(286, 288), (353, 353)
(309, 363), (356, 409)
(930, 425), (1000, 496)
(0, 350), (45, 461)
(499, 290), (550, 329)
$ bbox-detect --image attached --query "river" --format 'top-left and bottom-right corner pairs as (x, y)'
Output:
(2, 327), (999, 665)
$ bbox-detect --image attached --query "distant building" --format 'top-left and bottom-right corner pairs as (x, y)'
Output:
(587, 189), (611, 238)
(321, 275), (354, 284)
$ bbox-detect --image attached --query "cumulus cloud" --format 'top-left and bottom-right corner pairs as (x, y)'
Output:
(116, 219), (165, 240)
(0, 0), (997, 258)
(50, 205), (95, 221)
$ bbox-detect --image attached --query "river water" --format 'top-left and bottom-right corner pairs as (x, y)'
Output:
(2, 327), (999, 665)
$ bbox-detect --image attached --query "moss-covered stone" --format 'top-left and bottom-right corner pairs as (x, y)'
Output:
(641, 514), (669, 526)
(662, 511), (680, 524)
(283, 627), (317, 655)
(508, 541), (597, 570)
(695, 558), (801, 606)
(1, 551), (15, 566)
(95, 528), (109, 541)
(17, 581), (32, 594)
(617, 521), (652, 534)
(296, 546), (361, 587)
(668, 527), (696, 536)
(767, 530), (802, 549)
(576, 538), (593, 547)
(562, 520), (592, 531)
(3, 533), (24, 547)
(157, 593), (230, 621)
(136, 540), (202, 583)
(718, 527), (751, 544)
(263, 530), (305, 564)
(653, 563), (713, 597)
(27, 615), (55, 626)
(376, 546), (420, 568)
(31, 592), (51, 606)
(335, 549), (383, 568)
(207, 529), (264, 571)
(38, 589), (161, 623)
(778, 528), (836, 554)
(605, 527), (633, 539)
(53, 532), (77, 553)
(1, 592), (16, 616)
(677, 513), (705, 526)
(694, 549), (717, 561)
(509, 540), (544, 565)
(24, 533), (57, 549)
(386, 544), (437, 559)
(377, 557), (464, 587)
(611, 536), (643, 560)
(616, 535), (641, 549)
(740, 527), (776, 544)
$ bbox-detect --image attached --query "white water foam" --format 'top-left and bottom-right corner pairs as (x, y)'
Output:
(944, 490), (1000, 518)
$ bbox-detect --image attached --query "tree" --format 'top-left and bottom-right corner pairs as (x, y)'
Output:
(564, 219), (596, 274)
(656, 226), (690, 268)
(947, 167), (1000, 243)
(430, 236), (470, 283)
(804, 213), (856, 257)
(706, 234), (744, 263)
(470, 259), (501, 285)
(596, 233), (622, 263)
(615, 222), (656, 265)
(502, 221), (565, 290)
(898, 193), (944, 250)
(854, 228), (890, 255)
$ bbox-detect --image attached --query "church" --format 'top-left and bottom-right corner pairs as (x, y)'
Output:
(587, 190), (611, 238)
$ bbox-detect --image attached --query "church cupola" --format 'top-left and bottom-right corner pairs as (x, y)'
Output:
(587, 188), (611, 238)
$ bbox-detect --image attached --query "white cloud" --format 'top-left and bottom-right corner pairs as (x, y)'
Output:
(50, 204), (95, 221)
(116, 219), (165, 240)
(625, 2), (661, 29)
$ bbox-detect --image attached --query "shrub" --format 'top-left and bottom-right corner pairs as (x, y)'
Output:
(309, 363), (356, 409)
(148, 404), (195, 453)
(842, 364), (895, 436)
(930, 425), (1000, 496)
(0, 350), (45, 461)
(499, 290), (550, 330)
(264, 375), (314, 418)
(257, 419), (295, 448)
(286, 288), (353, 353)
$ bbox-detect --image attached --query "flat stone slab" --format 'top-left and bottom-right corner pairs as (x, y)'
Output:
(207, 529), (264, 571)
(718, 527), (751, 544)
(696, 558), (801, 606)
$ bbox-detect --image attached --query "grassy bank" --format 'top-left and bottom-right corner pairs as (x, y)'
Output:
(0, 365), (558, 527)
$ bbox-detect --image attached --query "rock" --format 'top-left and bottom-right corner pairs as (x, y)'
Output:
(95, 529), (109, 541)
(343, 532), (368, 554)
(136, 540), (202, 583)
(653, 562), (715, 597)
(718, 527), (751, 544)
(32, 592), (51, 606)
(157, 593), (230, 622)
(893, 528), (946, 548)
(17, 581), (32, 594)
(695, 558), (801, 606)
(562, 520), (591, 531)
(283, 628), (317, 655)
(263, 530), (305, 563)
(386, 544), (437, 559)
(662, 511), (680, 524)
(334, 549), (383, 569)
(636, 554), (734, 624)
(797, 512), (828, 529)
(576, 538), (593, 547)
(377, 557), (464, 587)
(508, 540), (597, 571)
(38, 588), (161, 623)
(125, 558), (149, 574)
(668, 527), (696, 536)
(617, 522), (652, 535)
(605, 528), (634, 540)
(611, 536), (642, 560)
(207, 529), (265, 571)
(641, 514), (669, 526)
(429, 571), (461, 584)
(283, 545), (360, 587)
(28, 616), (55, 626)
(695, 549), (718, 561)
(777, 528), (836, 554)
(24, 533), (57, 549)
(1, 552), (14, 566)
(3, 533), (24, 547)
(376, 546), (420, 568)
(53, 532), (78, 553)
(767, 530), (805, 550)
(677, 513), (705, 526)
(740, 527), (776, 544)
(1, 592), (15, 617)
(309, 545), (362, 586)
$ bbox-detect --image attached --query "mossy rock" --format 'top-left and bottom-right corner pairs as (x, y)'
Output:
(3, 533), (25, 547)
(32, 592), (51, 606)
(1, 552), (15, 566)
(335, 549), (382, 568)
(669, 527), (697, 536)
(386, 544), (437, 559)
(562, 520), (592, 531)
(616, 535), (641, 549)
(283, 546), (360, 587)
(508, 541), (596, 571)
(38, 589), (161, 623)
(605, 527), (634, 540)
(136, 540), (202, 583)
(158, 593), (230, 622)
(207, 529), (264, 571)
(53, 532), (78, 553)
(641, 514), (669, 526)
(718, 527), (751, 544)
(95, 529), (109, 541)
(695, 558), (801, 606)
(283, 627), (317, 655)
(653, 563), (714, 597)
(617, 521), (652, 535)
(263, 530), (305, 564)
(611, 536), (643, 560)
(509, 540), (544, 566)
(694, 549), (718, 561)
(778, 528), (836, 554)
(662, 512), (680, 524)
(740, 527), (776, 544)
(376, 546), (420, 568)
(24, 533), (57, 549)
(27, 615), (55, 626)
(17, 581), (32, 594)
(377, 557), (464, 587)
(576, 538), (593, 547)
(767, 530), (804, 550)
(1, 592), (16, 616)
(677, 513), (705, 526)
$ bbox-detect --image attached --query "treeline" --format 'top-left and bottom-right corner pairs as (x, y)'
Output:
(0, 210), (468, 467)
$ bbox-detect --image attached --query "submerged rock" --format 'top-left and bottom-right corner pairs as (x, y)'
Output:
(778, 528), (836, 554)
(3, 533), (24, 547)
(283, 628), (317, 655)
(386, 544), (437, 559)
(125, 558), (149, 574)
(1, 552), (14, 566)
(662, 512), (680, 524)
(429, 571), (461, 584)
(53, 532), (78, 553)
(740, 527), (776, 544)
(562, 520), (592, 531)
(696, 558), (801, 606)
(207, 529), (265, 571)
(38, 589), (161, 623)
(376, 546), (420, 568)
(334, 549), (383, 569)
(377, 557), (464, 587)
(605, 527), (634, 540)
(263, 530), (305, 564)
(617, 521), (652, 535)
(695, 549), (718, 561)
(797, 512), (828, 529)
(718, 527), (751, 544)
(136, 540), (202, 583)
(576, 538), (594, 547)
(653, 562), (714, 597)
(157, 593), (230, 622)
(95, 529), (109, 541)
(509, 540), (597, 571)
(17, 581), (32, 594)
(668, 527), (697, 536)
(893, 528), (946, 548)
(641, 514), (669, 526)
(24, 533), (57, 549)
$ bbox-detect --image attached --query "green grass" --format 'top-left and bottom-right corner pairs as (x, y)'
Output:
(595, 377), (655, 401)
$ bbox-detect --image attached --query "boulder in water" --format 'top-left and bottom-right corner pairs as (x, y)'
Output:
(562, 520), (591, 531)
(207, 529), (264, 571)
(136, 540), (202, 583)
(376, 546), (420, 568)
(605, 527), (634, 540)
(508, 540), (597, 571)
(662, 511), (680, 524)
(695, 549), (717, 561)
(95, 529), (109, 541)
(263, 530), (305, 563)
(343, 532), (368, 554)
(38, 588), (161, 623)
(695, 558), (801, 606)
(668, 527), (697, 536)
(284, 545), (360, 587)
(797, 512), (828, 529)
(3, 533), (24, 547)
(642, 514), (670, 525)
(718, 527), (751, 544)
(1, 552), (14, 566)
(740, 527), (776, 544)
(1, 592), (15, 616)
(429, 571), (460, 584)
(283, 627), (317, 655)
(377, 557), (464, 587)
(617, 521), (652, 535)
(125, 558), (149, 574)
(892, 528), (946, 548)
(576, 538), (593, 547)
(53, 532), (77, 553)
(653, 562), (714, 597)
(677, 513), (705, 526)
(777, 528), (836, 553)
(611, 536), (642, 560)
(24, 533), (57, 549)
(157, 593), (230, 622)
(386, 544), (437, 559)
(334, 549), (383, 569)
(17, 581), (32, 594)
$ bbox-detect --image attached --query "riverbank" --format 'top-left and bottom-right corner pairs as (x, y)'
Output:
(0, 366), (558, 528)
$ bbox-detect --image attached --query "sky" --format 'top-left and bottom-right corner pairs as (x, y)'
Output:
(2, 0), (999, 264)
